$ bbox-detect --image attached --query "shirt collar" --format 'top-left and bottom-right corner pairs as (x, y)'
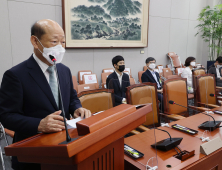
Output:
(148, 69), (155, 74)
(115, 70), (123, 78)
(33, 53), (49, 73)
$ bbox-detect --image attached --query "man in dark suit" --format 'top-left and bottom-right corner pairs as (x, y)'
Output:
(141, 57), (164, 112)
(208, 56), (222, 87)
(106, 55), (130, 106)
(0, 19), (91, 170)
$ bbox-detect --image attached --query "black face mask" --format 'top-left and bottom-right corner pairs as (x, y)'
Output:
(118, 65), (125, 72)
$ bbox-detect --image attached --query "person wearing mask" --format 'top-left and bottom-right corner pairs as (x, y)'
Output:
(141, 57), (164, 112)
(181, 56), (196, 93)
(0, 19), (91, 170)
(208, 56), (222, 87)
(106, 55), (130, 106)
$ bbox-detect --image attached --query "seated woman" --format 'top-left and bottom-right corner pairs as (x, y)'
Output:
(181, 56), (196, 93)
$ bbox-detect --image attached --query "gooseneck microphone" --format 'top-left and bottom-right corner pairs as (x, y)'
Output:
(49, 55), (73, 144)
(169, 100), (221, 131)
(210, 93), (216, 97)
(151, 127), (183, 151)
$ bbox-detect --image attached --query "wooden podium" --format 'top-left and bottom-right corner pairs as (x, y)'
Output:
(5, 104), (152, 170)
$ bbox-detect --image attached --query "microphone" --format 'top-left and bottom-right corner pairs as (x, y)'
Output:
(169, 100), (221, 131)
(151, 128), (183, 151)
(210, 93), (216, 97)
(49, 55), (74, 144)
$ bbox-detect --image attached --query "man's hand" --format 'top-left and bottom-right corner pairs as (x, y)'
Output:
(74, 107), (91, 119)
(220, 77), (222, 80)
(157, 89), (163, 93)
(38, 110), (65, 133)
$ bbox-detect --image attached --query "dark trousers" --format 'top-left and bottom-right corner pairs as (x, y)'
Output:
(157, 93), (164, 112)
(12, 156), (41, 170)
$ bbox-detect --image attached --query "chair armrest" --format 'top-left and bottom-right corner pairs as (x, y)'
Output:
(137, 125), (150, 131)
(216, 86), (222, 90)
(130, 130), (140, 135)
(198, 102), (220, 108)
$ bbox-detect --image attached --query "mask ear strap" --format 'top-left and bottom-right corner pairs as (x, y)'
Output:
(35, 36), (44, 48)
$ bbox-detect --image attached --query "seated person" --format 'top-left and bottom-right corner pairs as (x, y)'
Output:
(141, 57), (164, 112)
(106, 55), (130, 106)
(181, 56), (196, 93)
(208, 56), (222, 87)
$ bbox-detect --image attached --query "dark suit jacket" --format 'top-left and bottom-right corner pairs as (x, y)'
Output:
(208, 64), (222, 86)
(0, 55), (82, 169)
(106, 71), (130, 106)
(141, 69), (162, 88)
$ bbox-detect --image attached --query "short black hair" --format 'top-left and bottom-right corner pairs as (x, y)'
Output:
(31, 22), (46, 39)
(184, 56), (196, 67)
(145, 57), (156, 64)
(216, 56), (222, 63)
(112, 55), (124, 66)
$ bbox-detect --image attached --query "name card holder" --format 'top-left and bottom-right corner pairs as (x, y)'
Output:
(200, 137), (222, 155)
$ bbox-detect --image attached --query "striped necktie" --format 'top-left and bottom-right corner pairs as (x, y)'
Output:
(47, 66), (59, 107)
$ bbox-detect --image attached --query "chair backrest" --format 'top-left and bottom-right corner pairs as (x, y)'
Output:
(82, 73), (98, 84)
(167, 52), (176, 57)
(72, 76), (78, 92)
(102, 68), (114, 73)
(130, 78), (136, 85)
(165, 75), (181, 79)
(196, 74), (217, 105)
(126, 83), (159, 127)
(193, 69), (205, 76)
(138, 71), (145, 83)
(163, 78), (188, 115)
(77, 83), (99, 93)
(78, 89), (114, 113)
(143, 66), (147, 71)
(78, 70), (92, 84)
(101, 72), (112, 84)
(163, 68), (172, 78)
(124, 67), (132, 77)
(169, 54), (181, 67)
(175, 67), (185, 76)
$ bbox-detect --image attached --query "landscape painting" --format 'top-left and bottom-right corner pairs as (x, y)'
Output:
(62, 0), (149, 48)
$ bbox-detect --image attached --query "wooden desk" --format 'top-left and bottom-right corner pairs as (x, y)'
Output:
(124, 107), (222, 170)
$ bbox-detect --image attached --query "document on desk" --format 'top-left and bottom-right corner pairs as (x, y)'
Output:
(67, 117), (84, 129)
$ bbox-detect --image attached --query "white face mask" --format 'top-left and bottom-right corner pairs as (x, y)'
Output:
(190, 62), (196, 67)
(36, 37), (65, 65)
(148, 63), (156, 70)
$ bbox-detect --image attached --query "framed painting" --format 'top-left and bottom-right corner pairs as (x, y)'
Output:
(62, 0), (149, 48)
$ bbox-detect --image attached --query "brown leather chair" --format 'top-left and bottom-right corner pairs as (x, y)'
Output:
(78, 70), (92, 84)
(195, 74), (221, 108)
(102, 68), (114, 73)
(192, 69), (205, 101)
(126, 83), (160, 128)
(143, 66), (147, 71)
(77, 83), (99, 94)
(163, 68), (173, 79)
(101, 72), (112, 88)
(167, 52), (182, 68)
(163, 78), (207, 121)
(78, 89), (114, 114)
(130, 78), (136, 85)
(166, 75), (181, 79)
(72, 76), (78, 92)
(138, 71), (145, 83)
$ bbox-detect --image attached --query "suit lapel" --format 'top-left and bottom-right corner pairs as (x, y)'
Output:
(27, 56), (58, 110)
(146, 69), (156, 82)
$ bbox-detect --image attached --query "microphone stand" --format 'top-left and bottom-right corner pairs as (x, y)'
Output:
(50, 55), (77, 144)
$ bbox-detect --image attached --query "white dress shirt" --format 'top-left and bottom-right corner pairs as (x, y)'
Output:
(181, 67), (193, 93)
(148, 69), (161, 88)
(33, 53), (57, 83)
(115, 70), (123, 87)
(216, 67), (221, 78)
(114, 70), (126, 102)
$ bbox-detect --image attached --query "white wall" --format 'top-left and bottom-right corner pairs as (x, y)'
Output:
(0, 0), (215, 84)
